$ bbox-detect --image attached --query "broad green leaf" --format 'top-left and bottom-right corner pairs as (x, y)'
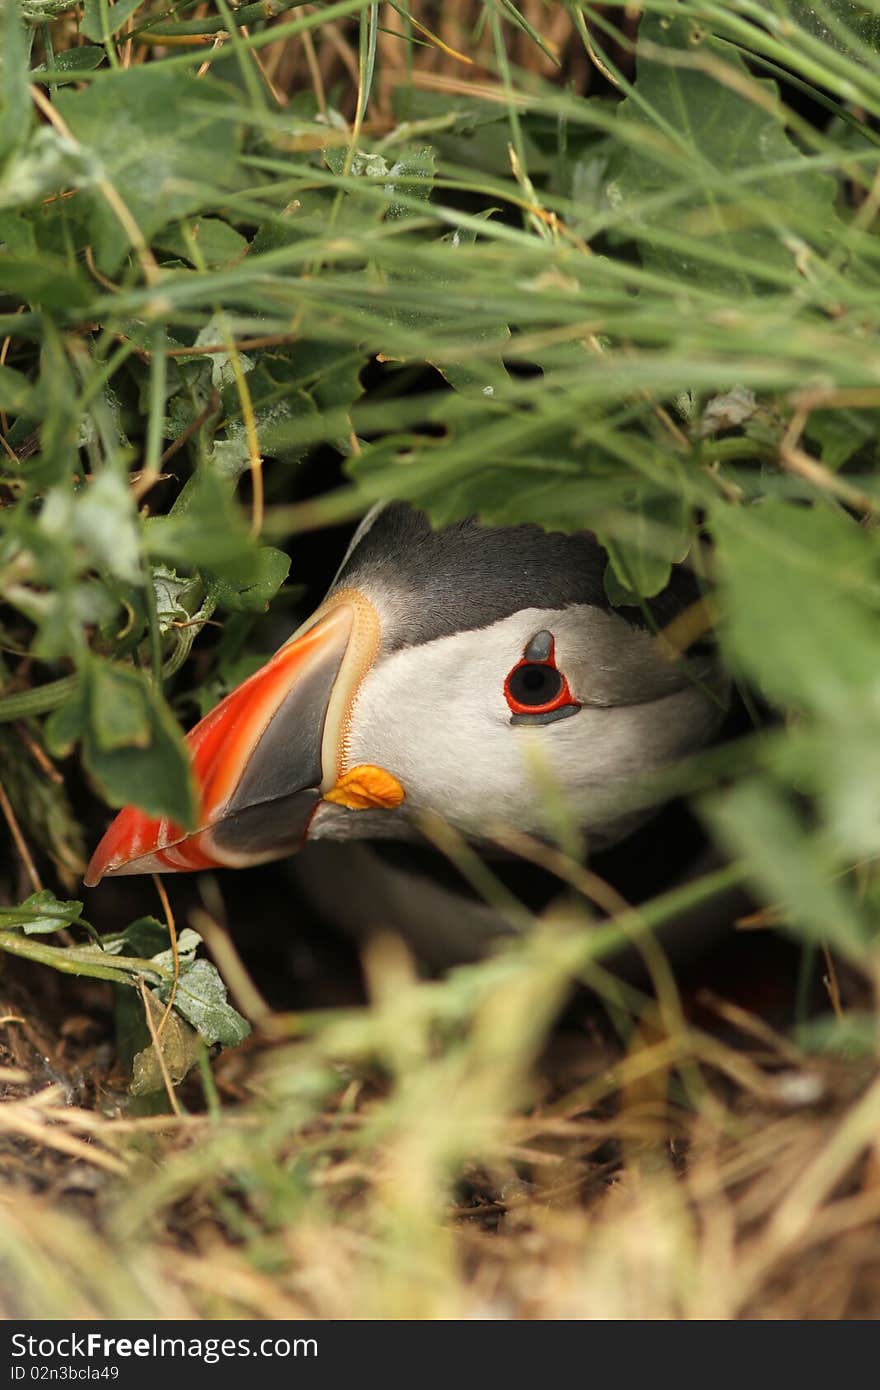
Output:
(89, 658), (151, 751)
(156, 958), (251, 1047)
(771, 724), (880, 861)
(43, 680), (90, 758)
(211, 338), (366, 474)
(55, 68), (243, 272)
(312, 351), (366, 417)
(598, 489), (690, 603)
(390, 88), (550, 178)
(215, 386), (315, 474)
(712, 500), (880, 717)
(383, 146), (435, 222)
(152, 566), (203, 633)
(704, 777), (869, 962)
(607, 15), (839, 291)
(210, 545), (291, 613)
(0, 250), (92, 309)
(144, 470), (259, 580)
(322, 145), (399, 226)
(46, 659), (198, 829)
(376, 221), (511, 396)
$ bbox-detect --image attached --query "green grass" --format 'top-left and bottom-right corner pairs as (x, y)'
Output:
(2, 0), (880, 1319)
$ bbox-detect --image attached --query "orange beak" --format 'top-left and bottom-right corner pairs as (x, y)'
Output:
(85, 591), (385, 886)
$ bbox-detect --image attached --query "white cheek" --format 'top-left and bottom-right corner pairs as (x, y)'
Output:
(345, 625), (547, 835)
(340, 619), (609, 837)
(340, 609), (724, 844)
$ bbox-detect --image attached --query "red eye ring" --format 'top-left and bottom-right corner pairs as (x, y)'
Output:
(504, 635), (578, 717)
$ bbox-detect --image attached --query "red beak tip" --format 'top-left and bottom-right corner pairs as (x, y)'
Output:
(84, 805), (153, 888)
(84, 841), (118, 887)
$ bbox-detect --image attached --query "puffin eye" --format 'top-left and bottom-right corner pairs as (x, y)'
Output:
(507, 663), (563, 707)
(504, 631), (580, 724)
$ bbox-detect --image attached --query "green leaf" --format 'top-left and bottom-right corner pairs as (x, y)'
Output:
(607, 14), (839, 291)
(0, 126), (92, 216)
(34, 45), (106, 74)
(32, 322), (87, 487)
(0, 1), (32, 163)
(101, 915), (169, 959)
(44, 680), (90, 759)
(771, 725), (880, 861)
(89, 659), (152, 751)
(212, 337), (365, 470)
(712, 500), (880, 718)
(0, 212), (36, 254)
(793, 1010), (878, 1059)
(0, 890), (84, 936)
(805, 407), (880, 470)
(383, 146), (436, 221)
(46, 659), (198, 828)
(704, 777), (869, 962)
(144, 469), (258, 579)
(210, 545), (291, 613)
(0, 251), (92, 309)
(81, 0), (146, 41)
(105, 920), (247, 1075)
(149, 927), (202, 973)
(55, 68), (243, 272)
(785, 0), (880, 57)
(130, 988), (202, 1096)
(153, 218), (249, 270)
(390, 88), (550, 178)
(380, 208), (510, 396)
(0, 364), (36, 416)
(156, 958), (250, 1047)
(597, 489), (690, 603)
(72, 470), (143, 585)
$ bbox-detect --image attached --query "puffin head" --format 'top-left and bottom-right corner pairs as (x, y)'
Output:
(85, 504), (725, 885)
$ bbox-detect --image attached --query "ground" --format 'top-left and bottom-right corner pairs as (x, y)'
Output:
(2, 901), (879, 1320)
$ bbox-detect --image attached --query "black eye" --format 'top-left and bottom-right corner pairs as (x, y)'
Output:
(507, 663), (563, 708)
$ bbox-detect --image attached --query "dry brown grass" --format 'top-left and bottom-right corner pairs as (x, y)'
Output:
(2, 935), (880, 1321)
(46, 2), (613, 112)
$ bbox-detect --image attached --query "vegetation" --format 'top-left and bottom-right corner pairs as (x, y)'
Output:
(2, 0), (880, 1319)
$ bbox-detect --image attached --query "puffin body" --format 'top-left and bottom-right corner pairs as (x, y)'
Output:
(86, 505), (727, 958)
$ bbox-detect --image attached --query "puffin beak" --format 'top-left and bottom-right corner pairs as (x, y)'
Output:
(85, 590), (399, 885)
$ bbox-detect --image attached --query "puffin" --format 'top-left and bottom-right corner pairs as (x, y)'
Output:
(85, 504), (728, 965)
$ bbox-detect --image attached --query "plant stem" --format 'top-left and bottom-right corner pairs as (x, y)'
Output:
(0, 676), (78, 723)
